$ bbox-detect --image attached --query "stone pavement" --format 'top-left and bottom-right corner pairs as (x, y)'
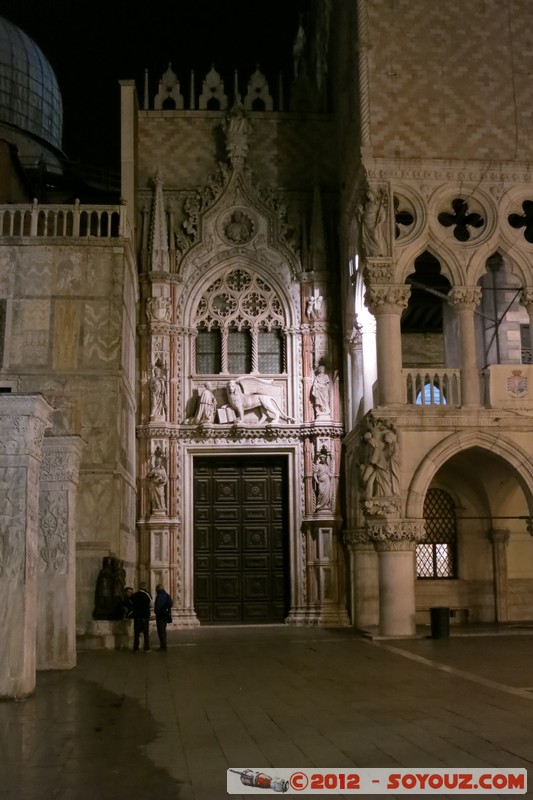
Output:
(1, 625), (532, 800)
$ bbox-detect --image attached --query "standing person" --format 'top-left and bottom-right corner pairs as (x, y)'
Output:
(154, 583), (173, 652)
(123, 586), (134, 619)
(131, 583), (152, 653)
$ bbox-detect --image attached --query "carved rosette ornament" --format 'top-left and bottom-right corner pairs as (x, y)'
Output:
(365, 285), (410, 315)
(448, 286), (482, 309)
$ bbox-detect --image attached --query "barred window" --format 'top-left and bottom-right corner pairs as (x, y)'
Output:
(228, 327), (252, 374)
(416, 488), (458, 579)
(196, 328), (221, 374)
(258, 328), (283, 373)
(521, 325), (531, 364)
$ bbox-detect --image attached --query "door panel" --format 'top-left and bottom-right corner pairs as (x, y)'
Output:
(194, 457), (289, 624)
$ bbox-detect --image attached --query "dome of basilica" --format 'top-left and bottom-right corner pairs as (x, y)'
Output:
(0, 15), (63, 150)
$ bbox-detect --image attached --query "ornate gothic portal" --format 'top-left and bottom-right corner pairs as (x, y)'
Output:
(135, 96), (349, 626)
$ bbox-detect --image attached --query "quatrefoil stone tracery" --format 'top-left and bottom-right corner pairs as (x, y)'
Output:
(195, 268), (285, 330)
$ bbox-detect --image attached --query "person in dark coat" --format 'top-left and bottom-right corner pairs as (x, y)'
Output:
(123, 586), (134, 619)
(154, 584), (173, 652)
(131, 583), (152, 653)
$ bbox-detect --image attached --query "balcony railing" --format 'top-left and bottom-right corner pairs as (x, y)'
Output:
(0, 199), (128, 239)
(403, 368), (461, 406)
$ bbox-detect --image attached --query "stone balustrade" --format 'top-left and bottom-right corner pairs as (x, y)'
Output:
(0, 199), (129, 238)
(403, 368), (461, 406)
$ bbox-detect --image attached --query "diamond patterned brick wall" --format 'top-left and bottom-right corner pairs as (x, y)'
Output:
(366, 0), (533, 161)
(138, 113), (335, 190)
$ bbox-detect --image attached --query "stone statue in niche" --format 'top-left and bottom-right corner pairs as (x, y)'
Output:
(224, 210), (254, 244)
(224, 101), (253, 166)
(310, 364), (331, 417)
(192, 383), (217, 425)
(314, 447), (334, 512)
(360, 420), (400, 499)
(93, 556), (126, 620)
(149, 361), (168, 421)
(148, 451), (168, 513)
(306, 293), (323, 321)
(358, 186), (389, 257)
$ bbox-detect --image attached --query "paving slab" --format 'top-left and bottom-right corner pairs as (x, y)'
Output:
(0, 626), (531, 800)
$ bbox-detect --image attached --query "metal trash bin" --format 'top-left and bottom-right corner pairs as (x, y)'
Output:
(430, 606), (450, 639)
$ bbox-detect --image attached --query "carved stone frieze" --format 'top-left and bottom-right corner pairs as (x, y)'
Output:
(40, 449), (81, 483)
(363, 496), (401, 518)
(365, 158), (533, 187)
(0, 467), (25, 578)
(364, 259), (394, 284)
(39, 490), (68, 574)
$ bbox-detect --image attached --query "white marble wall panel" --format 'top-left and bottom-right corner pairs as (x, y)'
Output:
(37, 436), (83, 670)
(0, 394), (52, 699)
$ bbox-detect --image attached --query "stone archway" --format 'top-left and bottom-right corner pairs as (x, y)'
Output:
(407, 435), (533, 624)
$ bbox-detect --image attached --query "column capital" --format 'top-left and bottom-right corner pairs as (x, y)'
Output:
(343, 528), (371, 547)
(40, 436), (85, 484)
(368, 518), (426, 549)
(365, 284), (410, 315)
(520, 287), (533, 309)
(448, 286), (482, 309)
(488, 528), (510, 544)
(0, 394), (53, 458)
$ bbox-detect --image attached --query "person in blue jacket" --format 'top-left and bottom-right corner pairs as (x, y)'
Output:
(154, 583), (173, 652)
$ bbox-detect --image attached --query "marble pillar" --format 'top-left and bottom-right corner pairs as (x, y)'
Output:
(37, 435), (84, 670)
(369, 519), (425, 637)
(344, 530), (379, 628)
(365, 285), (410, 406)
(488, 528), (510, 623)
(449, 286), (482, 407)
(0, 394), (52, 699)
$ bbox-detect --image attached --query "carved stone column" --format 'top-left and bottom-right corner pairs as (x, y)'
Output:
(368, 519), (425, 637)
(37, 436), (84, 670)
(0, 394), (52, 699)
(488, 528), (510, 623)
(343, 529), (378, 628)
(365, 284), (410, 406)
(449, 286), (482, 407)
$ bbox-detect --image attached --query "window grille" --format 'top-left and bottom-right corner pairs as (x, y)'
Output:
(196, 328), (221, 374)
(416, 488), (457, 578)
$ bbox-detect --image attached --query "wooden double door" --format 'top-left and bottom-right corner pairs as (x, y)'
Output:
(193, 456), (289, 624)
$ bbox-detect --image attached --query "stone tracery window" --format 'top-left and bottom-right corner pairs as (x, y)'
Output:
(194, 268), (286, 375)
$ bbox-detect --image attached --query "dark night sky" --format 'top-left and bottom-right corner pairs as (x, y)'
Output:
(0, 0), (303, 172)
